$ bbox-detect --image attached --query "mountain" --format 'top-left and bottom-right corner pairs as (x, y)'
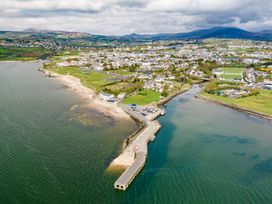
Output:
(258, 30), (272, 34)
(1, 27), (272, 44)
(119, 27), (271, 41)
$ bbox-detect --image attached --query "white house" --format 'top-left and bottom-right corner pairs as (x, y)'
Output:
(100, 92), (115, 102)
(117, 93), (126, 100)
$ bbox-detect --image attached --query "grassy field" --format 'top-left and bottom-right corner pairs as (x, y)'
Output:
(220, 67), (244, 73)
(0, 46), (56, 61)
(220, 74), (242, 80)
(110, 69), (133, 76)
(219, 67), (244, 80)
(124, 90), (161, 105)
(104, 82), (140, 95)
(48, 66), (110, 90)
(201, 89), (272, 116)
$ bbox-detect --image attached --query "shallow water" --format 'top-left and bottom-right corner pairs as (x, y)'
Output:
(0, 62), (139, 203)
(1, 62), (272, 203)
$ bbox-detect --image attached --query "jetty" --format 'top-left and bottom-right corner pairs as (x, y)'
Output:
(111, 105), (162, 191)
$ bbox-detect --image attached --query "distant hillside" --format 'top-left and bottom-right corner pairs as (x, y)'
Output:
(1, 27), (272, 44)
(119, 27), (272, 41)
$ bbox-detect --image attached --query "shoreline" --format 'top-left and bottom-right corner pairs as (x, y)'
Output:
(39, 66), (166, 175)
(156, 84), (192, 106)
(0, 59), (42, 63)
(40, 68), (132, 120)
(198, 94), (272, 121)
(41, 64), (272, 189)
(37, 63), (272, 190)
(109, 85), (193, 173)
(41, 66), (192, 156)
(39, 63), (272, 191)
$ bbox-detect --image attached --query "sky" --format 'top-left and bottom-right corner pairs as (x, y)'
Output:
(1, 0), (272, 35)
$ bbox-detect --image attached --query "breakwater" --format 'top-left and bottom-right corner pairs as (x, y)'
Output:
(110, 105), (162, 190)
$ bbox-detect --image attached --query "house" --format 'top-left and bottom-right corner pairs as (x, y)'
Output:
(155, 76), (164, 83)
(212, 68), (223, 76)
(223, 89), (249, 98)
(144, 81), (156, 89)
(188, 69), (204, 78)
(99, 92), (116, 102)
(93, 63), (104, 71)
(243, 58), (259, 64)
(138, 74), (152, 80)
(264, 84), (272, 90)
(117, 93), (126, 100)
(263, 82), (272, 90)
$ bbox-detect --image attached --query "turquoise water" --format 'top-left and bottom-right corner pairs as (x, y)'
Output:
(134, 86), (272, 203)
(1, 62), (272, 203)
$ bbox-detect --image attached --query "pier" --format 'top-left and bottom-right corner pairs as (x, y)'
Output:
(113, 120), (161, 190)
(114, 152), (146, 190)
(111, 105), (162, 191)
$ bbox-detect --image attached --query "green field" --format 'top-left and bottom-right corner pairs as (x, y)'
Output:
(220, 67), (244, 73)
(0, 46), (56, 61)
(219, 67), (244, 80)
(201, 89), (272, 116)
(48, 66), (110, 90)
(220, 74), (242, 80)
(124, 90), (161, 105)
(110, 69), (133, 75)
(103, 82), (140, 95)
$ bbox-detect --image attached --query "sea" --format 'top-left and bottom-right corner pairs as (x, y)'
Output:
(1, 62), (272, 204)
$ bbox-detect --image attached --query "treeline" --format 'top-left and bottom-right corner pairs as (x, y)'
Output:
(0, 46), (57, 61)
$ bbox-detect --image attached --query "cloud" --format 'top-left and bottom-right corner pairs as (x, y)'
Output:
(0, 0), (272, 35)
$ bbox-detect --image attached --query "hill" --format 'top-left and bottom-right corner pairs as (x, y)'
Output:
(0, 27), (271, 45)
(120, 27), (271, 41)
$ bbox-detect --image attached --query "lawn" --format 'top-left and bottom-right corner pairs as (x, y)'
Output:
(219, 67), (244, 80)
(201, 89), (272, 116)
(220, 67), (244, 74)
(110, 69), (133, 76)
(220, 74), (242, 80)
(104, 82), (140, 95)
(49, 66), (110, 90)
(123, 90), (161, 105)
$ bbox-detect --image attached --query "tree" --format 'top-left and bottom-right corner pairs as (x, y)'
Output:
(204, 82), (218, 93)
(161, 84), (169, 97)
(256, 75), (265, 83)
(168, 64), (176, 72)
(250, 89), (260, 96)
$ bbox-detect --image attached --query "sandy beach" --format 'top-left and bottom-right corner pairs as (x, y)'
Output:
(42, 69), (131, 120)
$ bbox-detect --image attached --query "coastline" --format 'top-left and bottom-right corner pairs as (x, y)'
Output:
(39, 66), (164, 176)
(42, 64), (272, 190)
(31, 63), (272, 190)
(110, 85), (194, 190)
(198, 94), (272, 121)
(0, 59), (42, 63)
(40, 68), (131, 120)
(108, 85), (190, 172)
(156, 84), (192, 106)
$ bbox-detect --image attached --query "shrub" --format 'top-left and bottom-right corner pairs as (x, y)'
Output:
(249, 89), (260, 96)
(139, 90), (147, 95)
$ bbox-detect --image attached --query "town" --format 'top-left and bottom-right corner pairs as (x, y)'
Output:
(41, 39), (271, 113)
(1, 33), (271, 117)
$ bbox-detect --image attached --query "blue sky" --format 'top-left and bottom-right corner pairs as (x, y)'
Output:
(1, 0), (272, 35)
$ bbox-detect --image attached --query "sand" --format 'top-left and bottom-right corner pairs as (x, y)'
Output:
(42, 69), (131, 120)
